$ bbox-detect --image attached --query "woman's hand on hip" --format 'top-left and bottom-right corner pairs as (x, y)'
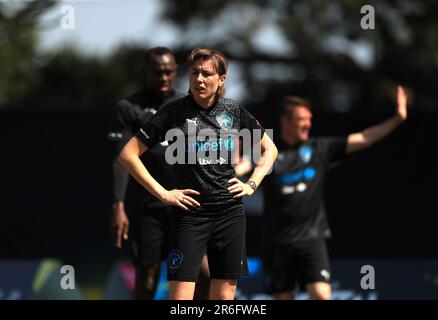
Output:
(161, 189), (201, 211)
(228, 178), (254, 198)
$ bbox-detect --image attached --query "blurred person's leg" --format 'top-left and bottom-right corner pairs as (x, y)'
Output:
(263, 242), (297, 300)
(194, 255), (210, 300)
(209, 279), (237, 300)
(134, 263), (161, 300)
(273, 291), (295, 300)
(297, 239), (331, 300)
(130, 207), (170, 299)
(306, 282), (331, 300)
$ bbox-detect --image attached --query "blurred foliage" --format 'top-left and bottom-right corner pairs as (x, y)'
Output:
(1, 0), (437, 115)
(24, 45), (146, 110)
(0, 1), (145, 110)
(0, 0), (55, 107)
(162, 0), (438, 118)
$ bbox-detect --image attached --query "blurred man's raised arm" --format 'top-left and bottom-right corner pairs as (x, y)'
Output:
(346, 86), (408, 154)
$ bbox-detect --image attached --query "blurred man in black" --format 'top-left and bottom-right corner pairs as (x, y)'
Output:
(108, 47), (209, 299)
(237, 86), (408, 299)
(261, 86), (408, 300)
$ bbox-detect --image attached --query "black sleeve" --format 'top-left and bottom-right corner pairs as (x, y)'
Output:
(317, 136), (348, 164)
(239, 105), (265, 144)
(112, 158), (129, 202)
(135, 103), (174, 148)
(107, 101), (134, 203)
(107, 100), (135, 153)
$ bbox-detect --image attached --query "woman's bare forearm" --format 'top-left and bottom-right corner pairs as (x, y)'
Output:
(248, 134), (278, 187)
(118, 137), (168, 202)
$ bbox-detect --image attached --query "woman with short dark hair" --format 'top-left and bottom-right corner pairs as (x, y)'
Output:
(119, 48), (278, 300)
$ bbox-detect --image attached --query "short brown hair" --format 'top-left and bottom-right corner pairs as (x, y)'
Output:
(187, 48), (228, 100)
(281, 96), (312, 117)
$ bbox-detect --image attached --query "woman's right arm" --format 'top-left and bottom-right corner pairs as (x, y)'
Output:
(118, 136), (200, 211)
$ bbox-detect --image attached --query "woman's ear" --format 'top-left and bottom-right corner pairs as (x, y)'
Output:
(219, 74), (226, 86)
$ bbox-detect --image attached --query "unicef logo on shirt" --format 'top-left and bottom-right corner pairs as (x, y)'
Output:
(168, 250), (184, 273)
(303, 167), (316, 180)
(216, 111), (234, 130)
(299, 145), (313, 163)
(225, 137), (234, 151)
(279, 166), (316, 185)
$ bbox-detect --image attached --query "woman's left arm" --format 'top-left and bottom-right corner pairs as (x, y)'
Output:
(228, 133), (278, 197)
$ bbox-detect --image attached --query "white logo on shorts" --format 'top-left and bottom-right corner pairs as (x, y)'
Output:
(321, 269), (330, 281)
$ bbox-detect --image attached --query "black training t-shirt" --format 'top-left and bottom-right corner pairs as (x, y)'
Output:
(136, 95), (264, 218)
(108, 88), (186, 209)
(263, 136), (347, 243)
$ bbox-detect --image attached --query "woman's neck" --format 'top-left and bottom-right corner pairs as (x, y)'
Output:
(193, 94), (216, 109)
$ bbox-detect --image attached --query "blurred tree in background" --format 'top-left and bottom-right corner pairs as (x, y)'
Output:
(24, 45), (146, 110)
(0, 0), (55, 107)
(1, 0), (437, 114)
(0, 0), (146, 110)
(161, 0), (438, 118)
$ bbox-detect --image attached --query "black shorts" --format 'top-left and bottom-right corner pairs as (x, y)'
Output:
(168, 209), (249, 282)
(263, 239), (330, 294)
(128, 206), (172, 266)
